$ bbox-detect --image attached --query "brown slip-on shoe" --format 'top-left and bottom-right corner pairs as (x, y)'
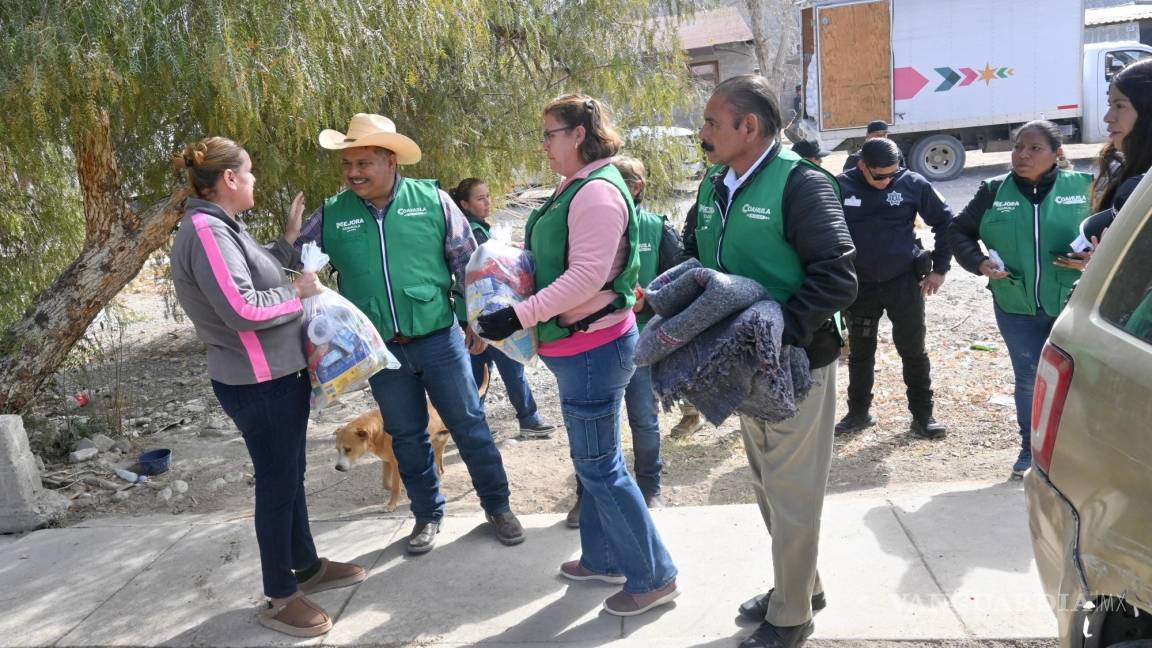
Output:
(603, 579), (679, 616)
(259, 592), (332, 638)
(560, 559), (627, 584)
(298, 558), (367, 595)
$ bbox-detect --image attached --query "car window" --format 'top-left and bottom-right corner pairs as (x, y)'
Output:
(1105, 49), (1152, 81)
(1099, 208), (1152, 343)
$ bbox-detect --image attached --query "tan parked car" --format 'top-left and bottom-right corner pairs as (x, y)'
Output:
(1026, 173), (1152, 647)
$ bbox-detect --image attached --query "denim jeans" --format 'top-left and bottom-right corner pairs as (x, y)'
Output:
(578, 364), (663, 499)
(470, 345), (543, 427)
(994, 305), (1058, 450)
(541, 327), (677, 594)
(212, 371), (318, 598)
(368, 326), (511, 523)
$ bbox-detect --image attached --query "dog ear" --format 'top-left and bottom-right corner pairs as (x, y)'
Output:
(356, 429), (369, 439)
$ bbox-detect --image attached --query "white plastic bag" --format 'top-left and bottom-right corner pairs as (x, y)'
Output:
(465, 229), (538, 364)
(300, 243), (399, 409)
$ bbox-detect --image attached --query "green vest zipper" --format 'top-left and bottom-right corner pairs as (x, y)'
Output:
(321, 178), (454, 338)
(978, 170), (1092, 316)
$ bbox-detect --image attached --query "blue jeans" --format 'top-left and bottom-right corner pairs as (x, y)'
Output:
(541, 328), (677, 594)
(368, 326), (511, 523)
(212, 371), (318, 598)
(578, 364), (663, 498)
(625, 365), (664, 497)
(470, 345), (543, 427)
(994, 305), (1058, 450)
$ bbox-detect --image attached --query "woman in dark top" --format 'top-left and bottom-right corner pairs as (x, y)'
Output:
(946, 121), (1092, 479)
(450, 177), (556, 438)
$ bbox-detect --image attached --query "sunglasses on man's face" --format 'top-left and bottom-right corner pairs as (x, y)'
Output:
(867, 167), (903, 181)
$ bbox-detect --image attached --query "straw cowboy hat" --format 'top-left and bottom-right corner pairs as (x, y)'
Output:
(318, 113), (422, 165)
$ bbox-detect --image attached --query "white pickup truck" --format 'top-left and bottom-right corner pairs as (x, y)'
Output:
(798, 0), (1152, 180)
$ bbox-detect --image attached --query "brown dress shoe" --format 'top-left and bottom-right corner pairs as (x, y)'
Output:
(298, 558), (367, 595)
(259, 593), (332, 638)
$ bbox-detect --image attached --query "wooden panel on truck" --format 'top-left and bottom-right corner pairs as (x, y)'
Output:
(817, 0), (892, 130)
(802, 7), (814, 92)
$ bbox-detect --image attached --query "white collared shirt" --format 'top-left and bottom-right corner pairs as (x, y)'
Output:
(723, 141), (778, 198)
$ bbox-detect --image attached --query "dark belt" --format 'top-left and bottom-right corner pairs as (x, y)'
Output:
(385, 325), (451, 345)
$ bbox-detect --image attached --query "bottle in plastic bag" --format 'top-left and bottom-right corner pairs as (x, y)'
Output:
(299, 243), (400, 408)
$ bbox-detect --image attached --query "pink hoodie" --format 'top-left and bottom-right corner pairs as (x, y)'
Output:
(513, 158), (636, 357)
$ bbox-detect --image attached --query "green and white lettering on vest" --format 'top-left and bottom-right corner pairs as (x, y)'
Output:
(322, 177), (454, 338)
(741, 203), (772, 220)
(978, 170), (1092, 316)
(524, 164), (640, 343)
(693, 149), (832, 303)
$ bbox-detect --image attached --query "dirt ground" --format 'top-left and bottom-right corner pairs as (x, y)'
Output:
(26, 149), (1063, 527)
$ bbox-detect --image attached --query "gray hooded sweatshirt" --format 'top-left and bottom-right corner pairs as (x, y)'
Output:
(170, 198), (306, 385)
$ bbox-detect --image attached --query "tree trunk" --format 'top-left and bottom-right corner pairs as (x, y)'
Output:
(745, 0), (774, 77)
(0, 110), (184, 414)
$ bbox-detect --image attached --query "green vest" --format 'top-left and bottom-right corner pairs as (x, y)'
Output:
(978, 170), (1092, 316)
(636, 209), (668, 329)
(468, 218), (490, 241)
(524, 164), (640, 344)
(321, 178), (454, 339)
(695, 148), (829, 303)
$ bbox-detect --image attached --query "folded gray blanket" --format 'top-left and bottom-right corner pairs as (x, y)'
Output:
(635, 260), (811, 425)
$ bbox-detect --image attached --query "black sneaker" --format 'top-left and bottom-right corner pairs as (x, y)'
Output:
(519, 421), (557, 439)
(738, 588), (827, 621)
(487, 511), (525, 546)
(834, 411), (875, 436)
(407, 521), (440, 554)
(910, 416), (947, 440)
(645, 494), (665, 509)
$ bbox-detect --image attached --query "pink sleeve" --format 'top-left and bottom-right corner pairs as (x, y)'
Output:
(514, 181), (628, 327)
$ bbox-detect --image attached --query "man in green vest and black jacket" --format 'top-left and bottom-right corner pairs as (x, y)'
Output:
(687, 76), (857, 648)
(296, 114), (523, 554)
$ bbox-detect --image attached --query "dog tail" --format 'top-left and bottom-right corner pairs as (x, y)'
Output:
(477, 361), (490, 399)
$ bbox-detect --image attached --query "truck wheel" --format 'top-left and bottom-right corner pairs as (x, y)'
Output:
(909, 134), (966, 182)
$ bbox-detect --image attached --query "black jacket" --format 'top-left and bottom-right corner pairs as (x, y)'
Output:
(947, 165), (1058, 275)
(682, 145), (858, 367)
(836, 168), (953, 283)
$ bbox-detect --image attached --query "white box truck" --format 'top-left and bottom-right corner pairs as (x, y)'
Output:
(798, 0), (1152, 180)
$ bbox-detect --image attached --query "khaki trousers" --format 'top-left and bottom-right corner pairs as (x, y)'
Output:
(738, 362), (836, 627)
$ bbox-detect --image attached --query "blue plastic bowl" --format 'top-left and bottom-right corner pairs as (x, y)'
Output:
(137, 449), (172, 476)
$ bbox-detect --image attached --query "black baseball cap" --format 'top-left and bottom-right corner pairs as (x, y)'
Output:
(792, 139), (831, 159)
(866, 120), (890, 134)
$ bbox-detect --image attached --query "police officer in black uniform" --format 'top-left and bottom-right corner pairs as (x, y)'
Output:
(835, 138), (952, 439)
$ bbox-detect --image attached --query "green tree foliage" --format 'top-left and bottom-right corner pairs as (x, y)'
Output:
(0, 0), (703, 411)
(0, 0), (699, 323)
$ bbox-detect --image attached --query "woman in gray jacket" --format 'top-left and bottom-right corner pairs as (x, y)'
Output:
(169, 137), (364, 638)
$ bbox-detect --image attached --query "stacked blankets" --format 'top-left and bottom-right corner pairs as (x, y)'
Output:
(634, 259), (811, 425)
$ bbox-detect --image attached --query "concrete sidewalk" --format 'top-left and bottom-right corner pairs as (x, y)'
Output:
(0, 479), (1056, 647)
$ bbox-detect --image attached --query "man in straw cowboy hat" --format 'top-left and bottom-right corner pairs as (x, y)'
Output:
(295, 113), (524, 554)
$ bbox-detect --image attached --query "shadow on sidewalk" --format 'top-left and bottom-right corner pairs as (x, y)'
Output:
(863, 481), (1031, 603)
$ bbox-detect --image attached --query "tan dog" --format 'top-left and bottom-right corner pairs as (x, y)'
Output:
(333, 364), (489, 512)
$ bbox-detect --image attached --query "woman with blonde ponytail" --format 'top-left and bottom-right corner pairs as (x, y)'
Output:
(168, 137), (365, 638)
